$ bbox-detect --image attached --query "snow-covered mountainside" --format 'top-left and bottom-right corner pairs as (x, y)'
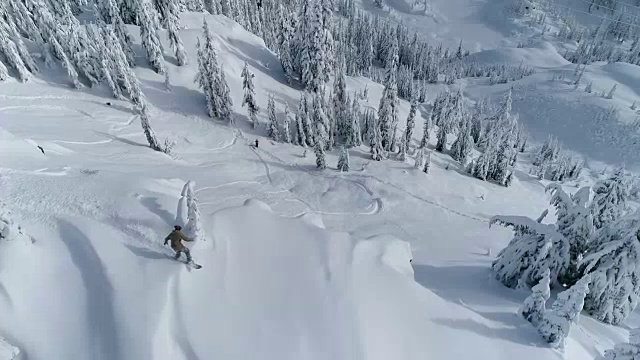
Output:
(2, 0), (640, 358)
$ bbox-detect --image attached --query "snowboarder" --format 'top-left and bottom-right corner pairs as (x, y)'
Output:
(164, 225), (194, 263)
(255, 139), (259, 148)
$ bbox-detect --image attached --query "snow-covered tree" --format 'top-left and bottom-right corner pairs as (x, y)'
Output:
(182, 180), (205, 241)
(267, 94), (280, 141)
(139, 104), (164, 152)
(537, 274), (591, 347)
(138, 0), (166, 74)
(490, 214), (569, 289)
(590, 168), (628, 229)
(337, 145), (350, 171)
(370, 115), (383, 161)
(195, 20), (232, 121)
(377, 34), (399, 151)
(297, 0), (333, 91)
(581, 219), (640, 325)
(601, 328), (640, 359)
(606, 84), (617, 99)
(520, 268), (551, 325)
(451, 116), (473, 165)
(423, 150), (431, 173)
(546, 184), (594, 286)
(404, 99), (418, 148)
(333, 62), (349, 138)
(420, 109), (432, 148)
(296, 93), (309, 147)
(312, 93), (328, 169)
(241, 61), (260, 128)
(162, 0), (187, 66)
(435, 123), (447, 152)
(0, 201), (32, 243)
(348, 94), (362, 147)
(414, 147), (424, 169)
(195, 38), (215, 117)
(282, 103), (292, 144)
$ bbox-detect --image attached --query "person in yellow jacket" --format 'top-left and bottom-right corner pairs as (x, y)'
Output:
(164, 225), (194, 262)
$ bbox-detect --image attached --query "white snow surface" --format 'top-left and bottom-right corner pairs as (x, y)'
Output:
(1, 10), (640, 360)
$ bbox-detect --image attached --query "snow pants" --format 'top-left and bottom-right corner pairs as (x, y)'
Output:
(174, 247), (192, 262)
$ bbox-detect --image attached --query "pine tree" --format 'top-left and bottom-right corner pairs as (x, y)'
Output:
(0, 25), (30, 82)
(278, 12), (295, 84)
(298, 0), (331, 92)
(333, 62), (349, 138)
(195, 38), (215, 117)
(581, 220), (640, 325)
(414, 147), (424, 169)
(267, 94), (280, 141)
(490, 214), (570, 289)
(607, 84), (617, 99)
(241, 61), (260, 128)
(546, 184), (594, 286)
(378, 34), (400, 151)
(451, 116), (472, 165)
(213, 58), (233, 123)
(348, 94), (362, 147)
(337, 145), (350, 171)
(435, 124), (447, 152)
(138, 0), (166, 74)
(139, 104), (164, 152)
(370, 115), (383, 161)
(471, 98), (487, 144)
(397, 136), (407, 161)
(184, 180), (205, 241)
(282, 103), (292, 144)
(296, 94), (309, 147)
(537, 275), (591, 347)
(520, 268), (551, 325)
(163, 0), (187, 66)
(423, 150), (431, 173)
(601, 328), (640, 359)
(404, 99), (418, 148)
(312, 93), (328, 169)
(590, 168), (628, 229)
(420, 109), (432, 148)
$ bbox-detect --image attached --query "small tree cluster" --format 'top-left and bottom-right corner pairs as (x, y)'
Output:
(196, 20), (233, 122)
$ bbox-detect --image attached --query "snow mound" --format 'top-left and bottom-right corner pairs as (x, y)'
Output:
(176, 199), (423, 360)
(466, 41), (570, 68)
(0, 338), (19, 360)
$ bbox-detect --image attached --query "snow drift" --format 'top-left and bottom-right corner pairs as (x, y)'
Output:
(465, 41), (570, 68)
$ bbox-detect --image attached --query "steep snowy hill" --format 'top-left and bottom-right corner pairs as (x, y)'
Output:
(1, 5), (639, 360)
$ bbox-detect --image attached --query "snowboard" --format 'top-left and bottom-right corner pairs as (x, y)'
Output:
(186, 260), (202, 270)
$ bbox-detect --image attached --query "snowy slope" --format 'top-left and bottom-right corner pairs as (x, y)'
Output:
(0, 9), (638, 360)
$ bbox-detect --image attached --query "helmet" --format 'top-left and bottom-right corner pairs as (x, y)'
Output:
(174, 225), (182, 230)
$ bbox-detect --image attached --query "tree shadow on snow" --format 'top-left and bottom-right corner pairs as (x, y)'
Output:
(57, 220), (121, 359)
(431, 317), (544, 346)
(413, 264), (524, 308)
(94, 131), (148, 148)
(124, 243), (171, 261)
(140, 196), (176, 225)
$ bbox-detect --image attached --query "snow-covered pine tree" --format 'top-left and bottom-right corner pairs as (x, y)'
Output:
(138, 0), (166, 74)
(195, 38), (215, 117)
(241, 61), (260, 128)
(490, 214), (570, 289)
(278, 9), (295, 84)
(435, 123), (447, 152)
(546, 184), (594, 286)
(337, 145), (350, 171)
(333, 60), (349, 138)
(423, 150), (431, 173)
(370, 115), (383, 161)
(471, 98), (487, 144)
(348, 94), (362, 146)
(212, 55), (233, 123)
(404, 99), (418, 148)
(298, 0), (331, 92)
(420, 109), (432, 148)
(0, 200), (32, 243)
(397, 135), (407, 161)
(377, 33), (399, 151)
(601, 328), (640, 359)
(267, 94), (280, 141)
(451, 115), (472, 165)
(282, 103), (292, 144)
(520, 268), (551, 325)
(183, 180), (205, 241)
(590, 167), (628, 229)
(296, 94), (309, 147)
(0, 24), (30, 82)
(537, 274), (591, 347)
(606, 84), (617, 99)
(414, 147), (424, 169)
(581, 219), (640, 325)
(139, 104), (164, 152)
(162, 0), (187, 66)
(313, 94), (328, 169)
(0, 58), (8, 81)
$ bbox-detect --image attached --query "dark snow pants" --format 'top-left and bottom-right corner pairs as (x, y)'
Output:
(174, 247), (192, 262)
